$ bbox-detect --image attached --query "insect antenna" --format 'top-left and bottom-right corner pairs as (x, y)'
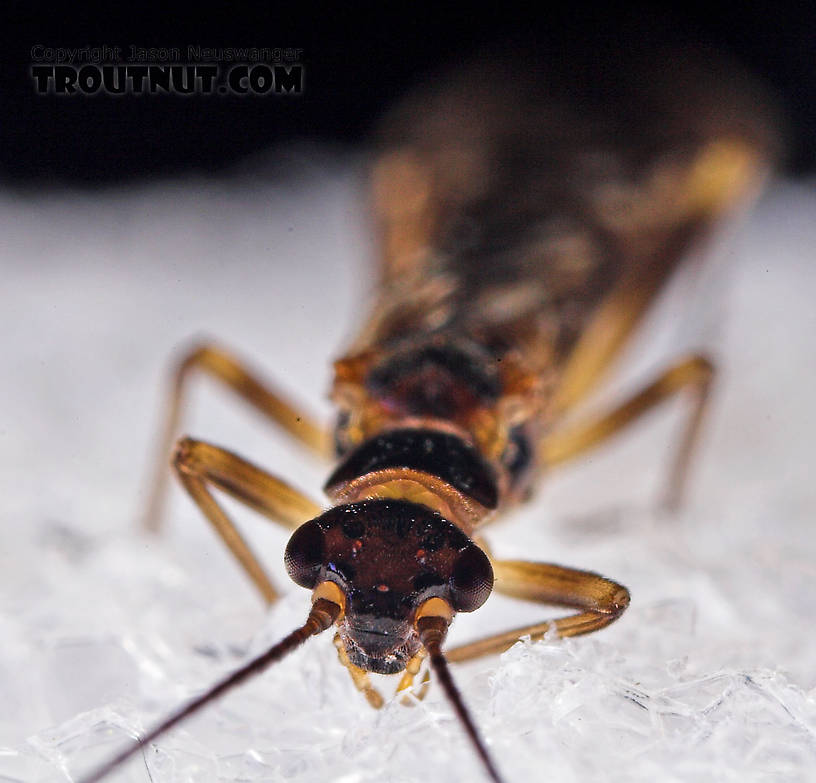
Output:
(77, 596), (342, 783)
(417, 615), (506, 783)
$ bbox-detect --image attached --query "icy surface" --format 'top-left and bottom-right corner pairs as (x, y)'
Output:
(1, 154), (815, 783)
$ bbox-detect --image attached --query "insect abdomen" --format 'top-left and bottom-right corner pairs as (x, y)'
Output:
(366, 50), (779, 371)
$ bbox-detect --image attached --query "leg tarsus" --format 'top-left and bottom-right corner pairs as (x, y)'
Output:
(659, 356), (714, 511)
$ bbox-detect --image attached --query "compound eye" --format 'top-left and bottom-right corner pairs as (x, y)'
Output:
(285, 520), (325, 588)
(449, 545), (493, 612)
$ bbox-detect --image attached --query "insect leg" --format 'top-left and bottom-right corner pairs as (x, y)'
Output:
(553, 138), (764, 415)
(446, 560), (629, 663)
(551, 256), (686, 415)
(540, 354), (713, 509)
(172, 437), (322, 605)
(143, 342), (332, 531)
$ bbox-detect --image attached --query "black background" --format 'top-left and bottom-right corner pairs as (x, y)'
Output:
(2, 4), (815, 187)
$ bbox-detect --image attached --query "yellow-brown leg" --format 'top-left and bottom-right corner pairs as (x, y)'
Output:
(172, 437), (322, 605)
(143, 342), (333, 531)
(553, 137), (765, 415)
(540, 354), (714, 510)
(551, 260), (679, 415)
(446, 560), (629, 663)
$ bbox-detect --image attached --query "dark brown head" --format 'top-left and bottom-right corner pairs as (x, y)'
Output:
(284, 499), (493, 674)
